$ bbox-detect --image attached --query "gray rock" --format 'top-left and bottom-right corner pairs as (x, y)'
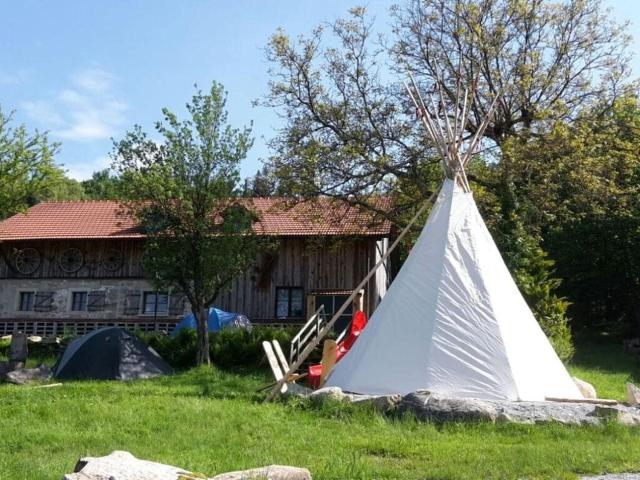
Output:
(573, 376), (597, 399)
(425, 395), (499, 422)
(348, 394), (402, 413)
(64, 450), (193, 480)
(581, 474), (640, 479)
(370, 394), (403, 413)
(5, 364), (52, 385)
(588, 405), (640, 426)
(211, 465), (312, 480)
(282, 382), (313, 398)
(64, 451), (313, 480)
(495, 400), (599, 425)
(309, 386), (348, 402)
(396, 392), (499, 422)
(306, 387), (640, 426)
(627, 383), (640, 406)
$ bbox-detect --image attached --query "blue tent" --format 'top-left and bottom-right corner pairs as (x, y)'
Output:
(171, 308), (252, 337)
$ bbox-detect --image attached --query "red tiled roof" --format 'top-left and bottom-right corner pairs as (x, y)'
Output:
(0, 198), (392, 241)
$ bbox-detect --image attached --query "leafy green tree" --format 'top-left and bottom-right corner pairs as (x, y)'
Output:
(262, 0), (632, 212)
(113, 82), (267, 365)
(500, 96), (640, 335)
(81, 169), (126, 199)
(262, 0), (633, 352)
(0, 107), (83, 219)
(243, 165), (279, 197)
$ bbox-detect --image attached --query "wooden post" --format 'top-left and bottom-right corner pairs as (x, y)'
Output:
(319, 340), (338, 388)
(9, 332), (27, 370)
(306, 295), (315, 321)
(352, 289), (364, 312)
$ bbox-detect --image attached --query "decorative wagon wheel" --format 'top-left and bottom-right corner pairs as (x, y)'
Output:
(14, 248), (41, 275)
(58, 248), (84, 273)
(101, 248), (124, 271)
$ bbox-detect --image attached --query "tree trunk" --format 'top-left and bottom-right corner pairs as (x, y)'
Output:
(195, 306), (211, 366)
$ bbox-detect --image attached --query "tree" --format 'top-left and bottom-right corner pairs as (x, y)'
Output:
(261, 8), (436, 217)
(498, 95), (640, 335)
(391, 0), (634, 226)
(81, 169), (127, 199)
(262, 0), (634, 351)
(242, 165), (293, 197)
(0, 107), (83, 220)
(113, 82), (266, 365)
(391, 0), (632, 143)
(262, 0), (632, 213)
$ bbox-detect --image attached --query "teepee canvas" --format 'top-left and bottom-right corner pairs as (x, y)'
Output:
(325, 77), (582, 402)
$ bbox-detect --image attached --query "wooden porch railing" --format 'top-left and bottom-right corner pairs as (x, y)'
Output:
(289, 304), (326, 366)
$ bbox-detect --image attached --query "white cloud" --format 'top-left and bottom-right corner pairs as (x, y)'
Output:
(64, 154), (112, 181)
(22, 66), (128, 142)
(21, 101), (65, 126)
(73, 68), (115, 94)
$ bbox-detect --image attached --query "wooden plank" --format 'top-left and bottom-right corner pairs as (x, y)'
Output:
(271, 340), (289, 372)
(262, 341), (287, 393)
(319, 339), (338, 388)
(545, 397), (619, 405)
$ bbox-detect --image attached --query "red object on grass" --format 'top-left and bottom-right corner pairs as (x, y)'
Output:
(307, 310), (368, 389)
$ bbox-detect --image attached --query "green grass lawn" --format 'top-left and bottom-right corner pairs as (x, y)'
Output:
(1, 339), (640, 479)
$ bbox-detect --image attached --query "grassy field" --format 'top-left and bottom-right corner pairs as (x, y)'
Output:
(0, 338), (639, 479)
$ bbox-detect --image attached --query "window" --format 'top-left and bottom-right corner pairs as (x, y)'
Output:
(275, 287), (304, 319)
(71, 291), (88, 311)
(142, 291), (169, 315)
(314, 293), (353, 334)
(18, 292), (35, 312)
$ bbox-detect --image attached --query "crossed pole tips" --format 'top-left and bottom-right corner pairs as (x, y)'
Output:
(403, 70), (502, 192)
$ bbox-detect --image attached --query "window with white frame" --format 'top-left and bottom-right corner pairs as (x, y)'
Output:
(142, 291), (169, 315)
(275, 287), (304, 319)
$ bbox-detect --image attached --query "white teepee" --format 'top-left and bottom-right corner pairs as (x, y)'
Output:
(325, 77), (582, 401)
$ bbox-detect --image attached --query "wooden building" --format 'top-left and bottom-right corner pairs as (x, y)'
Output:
(0, 198), (392, 336)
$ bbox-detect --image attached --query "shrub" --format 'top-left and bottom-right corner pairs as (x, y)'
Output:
(143, 326), (297, 371)
(143, 329), (199, 370)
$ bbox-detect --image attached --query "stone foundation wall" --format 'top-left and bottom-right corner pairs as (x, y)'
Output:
(0, 279), (185, 336)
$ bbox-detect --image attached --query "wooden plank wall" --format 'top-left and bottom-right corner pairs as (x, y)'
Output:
(214, 237), (382, 322)
(0, 240), (144, 279)
(0, 236), (388, 323)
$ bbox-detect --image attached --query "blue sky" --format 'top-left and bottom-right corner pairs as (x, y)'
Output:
(1, 1), (638, 181)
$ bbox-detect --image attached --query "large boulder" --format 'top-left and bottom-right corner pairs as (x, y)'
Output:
(63, 451), (312, 480)
(573, 377), (597, 399)
(64, 451), (188, 480)
(5, 365), (52, 385)
(398, 392), (499, 422)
